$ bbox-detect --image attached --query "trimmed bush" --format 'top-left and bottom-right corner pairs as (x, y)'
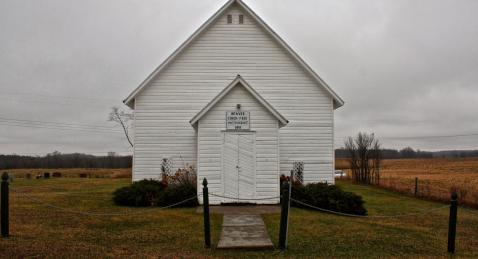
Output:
(161, 183), (198, 207)
(291, 182), (367, 215)
(113, 179), (165, 207)
(113, 179), (198, 207)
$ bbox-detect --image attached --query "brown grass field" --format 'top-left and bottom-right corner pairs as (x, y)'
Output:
(1, 177), (477, 258)
(6, 156), (477, 207)
(336, 157), (478, 207)
(6, 168), (132, 179)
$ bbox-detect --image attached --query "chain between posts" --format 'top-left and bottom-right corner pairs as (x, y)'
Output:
(11, 187), (197, 217)
(291, 198), (449, 218)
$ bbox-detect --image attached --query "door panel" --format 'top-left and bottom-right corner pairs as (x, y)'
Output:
(223, 134), (239, 200)
(222, 132), (256, 202)
(238, 134), (255, 199)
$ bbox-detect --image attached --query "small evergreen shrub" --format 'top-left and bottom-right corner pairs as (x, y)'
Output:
(290, 184), (309, 203)
(113, 164), (199, 208)
(291, 182), (367, 215)
(161, 183), (198, 207)
(113, 179), (166, 207)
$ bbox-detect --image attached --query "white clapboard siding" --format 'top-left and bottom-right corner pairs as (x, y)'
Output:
(197, 84), (279, 205)
(132, 3), (334, 185)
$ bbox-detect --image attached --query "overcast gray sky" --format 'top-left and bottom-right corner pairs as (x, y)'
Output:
(1, 0), (477, 155)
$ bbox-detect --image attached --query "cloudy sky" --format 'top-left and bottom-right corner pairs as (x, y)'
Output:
(1, 0), (477, 155)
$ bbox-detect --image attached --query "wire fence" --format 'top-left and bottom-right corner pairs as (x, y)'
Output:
(377, 177), (478, 209)
(5, 178), (476, 255)
(460, 206), (478, 215)
(11, 187), (197, 217)
(207, 192), (478, 220)
(291, 198), (450, 218)
(8, 185), (477, 219)
(204, 191), (460, 219)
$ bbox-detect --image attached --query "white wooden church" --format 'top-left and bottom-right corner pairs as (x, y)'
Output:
(124, 0), (344, 204)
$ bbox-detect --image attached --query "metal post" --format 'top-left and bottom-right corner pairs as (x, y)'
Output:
(288, 170), (293, 209)
(447, 192), (458, 254)
(279, 181), (290, 250)
(202, 178), (211, 248)
(1, 172), (9, 238)
(414, 177), (418, 197)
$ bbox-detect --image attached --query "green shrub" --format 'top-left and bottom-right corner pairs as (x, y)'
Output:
(290, 184), (309, 203)
(162, 182), (198, 207)
(113, 179), (198, 207)
(291, 182), (367, 215)
(113, 179), (165, 207)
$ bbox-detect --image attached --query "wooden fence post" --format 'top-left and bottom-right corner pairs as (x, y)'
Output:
(1, 172), (9, 238)
(202, 178), (211, 248)
(279, 180), (290, 250)
(447, 192), (458, 254)
(414, 177), (419, 197)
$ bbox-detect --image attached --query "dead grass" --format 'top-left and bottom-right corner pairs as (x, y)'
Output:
(5, 168), (132, 179)
(1, 178), (477, 258)
(335, 158), (350, 170)
(335, 157), (478, 208)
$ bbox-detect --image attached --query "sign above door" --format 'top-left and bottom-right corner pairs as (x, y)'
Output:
(226, 111), (250, 130)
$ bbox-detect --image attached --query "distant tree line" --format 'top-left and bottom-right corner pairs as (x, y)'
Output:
(336, 147), (478, 159)
(0, 151), (132, 170)
(2, 147), (477, 170)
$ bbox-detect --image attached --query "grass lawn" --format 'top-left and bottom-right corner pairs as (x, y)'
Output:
(1, 178), (477, 258)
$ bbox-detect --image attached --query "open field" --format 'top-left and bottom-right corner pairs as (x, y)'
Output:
(6, 168), (132, 179)
(336, 157), (478, 207)
(1, 178), (477, 258)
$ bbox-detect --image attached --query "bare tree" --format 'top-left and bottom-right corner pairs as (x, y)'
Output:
(109, 107), (134, 147)
(345, 132), (382, 185)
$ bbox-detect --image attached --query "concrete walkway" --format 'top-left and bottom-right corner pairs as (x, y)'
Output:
(217, 214), (274, 249)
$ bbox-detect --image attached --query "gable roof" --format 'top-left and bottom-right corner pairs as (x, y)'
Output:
(123, 0), (344, 109)
(190, 75), (288, 127)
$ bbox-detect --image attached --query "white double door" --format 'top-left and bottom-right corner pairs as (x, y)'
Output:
(222, 132), (256, 202)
